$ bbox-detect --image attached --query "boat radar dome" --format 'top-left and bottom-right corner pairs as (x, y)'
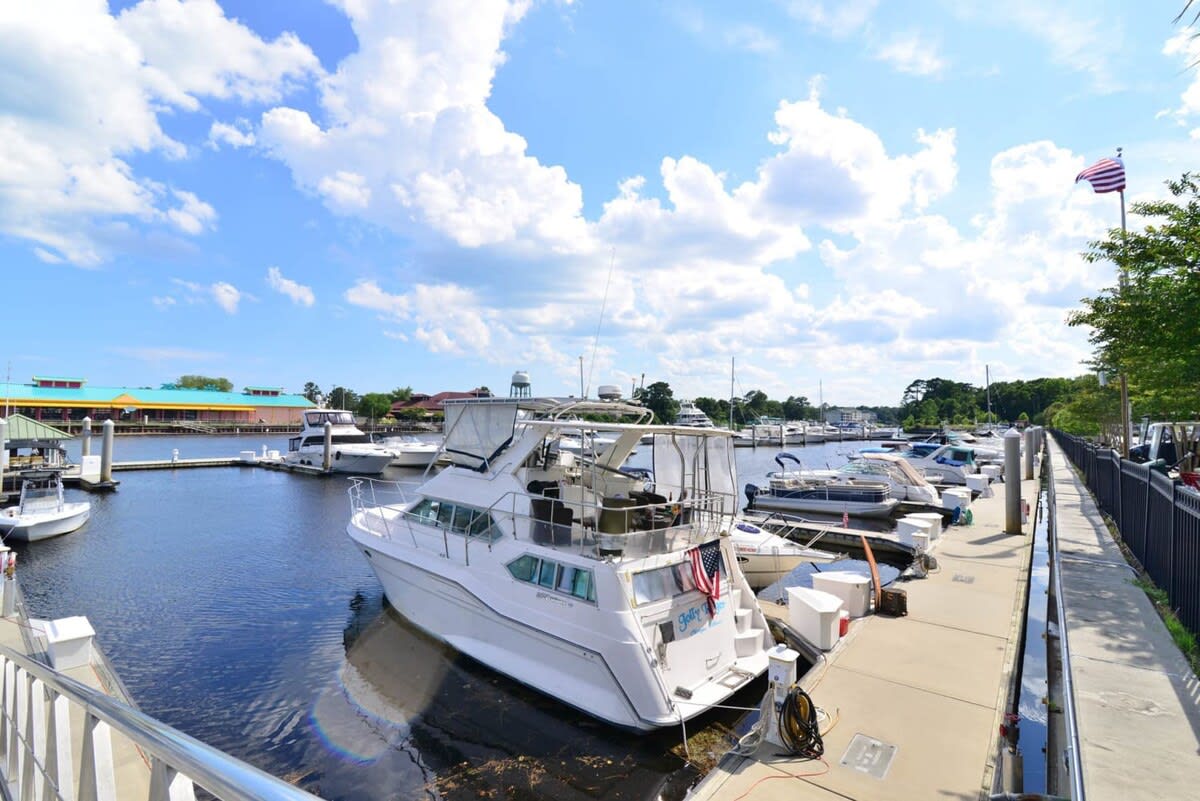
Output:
(597, 385), (622, 401)
(510, 370), (532, 398)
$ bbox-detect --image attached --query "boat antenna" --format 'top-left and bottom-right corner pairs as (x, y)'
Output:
(729, 356), (735, 429)
(584, 248), (616, 399)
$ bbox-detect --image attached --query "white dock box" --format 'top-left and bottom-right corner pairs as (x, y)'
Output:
(942, 487), (973, 512)
(981, 464), (1002, 480)
(812, 570), (872, 618)
(44, 616), (95, 671)
(239, 450), (258, 463)
(965, 473), (990, 494)
(896, 516), (934, 546)
(906, 511), (945, 541)
(786, 587), (843, 651)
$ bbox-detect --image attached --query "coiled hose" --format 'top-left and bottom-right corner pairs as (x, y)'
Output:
(778, 685), (824, 759)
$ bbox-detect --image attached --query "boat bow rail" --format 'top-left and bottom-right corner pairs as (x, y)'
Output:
(348, 478), (740, 562)
(0, 644), (319, 801)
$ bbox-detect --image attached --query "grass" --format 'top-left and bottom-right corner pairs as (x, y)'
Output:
(1131, 575), (1200, 676)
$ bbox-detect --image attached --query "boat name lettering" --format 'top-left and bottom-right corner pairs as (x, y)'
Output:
(676, 599), (726, 637)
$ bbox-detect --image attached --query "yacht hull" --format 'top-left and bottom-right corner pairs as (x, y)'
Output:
(286, 450), (392, 475)
(0, 503), (90, 542)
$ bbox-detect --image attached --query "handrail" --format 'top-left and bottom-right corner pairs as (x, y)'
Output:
(1045, 440), (1087, 800)
(0, 644), (319, 800)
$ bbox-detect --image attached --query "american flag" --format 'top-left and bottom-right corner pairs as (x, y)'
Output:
(1075, 157), (1126, 194)
(688, 540), (723, 615)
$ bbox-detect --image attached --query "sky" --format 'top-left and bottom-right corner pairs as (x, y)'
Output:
(4, 0), (1200, 407)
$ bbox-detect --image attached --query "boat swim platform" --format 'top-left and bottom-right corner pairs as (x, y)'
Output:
(0, 581), (152, 798)
(691, 472), (1039, 801)
(1046, 437), (1200, 799)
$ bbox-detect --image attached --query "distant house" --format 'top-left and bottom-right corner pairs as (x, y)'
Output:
(390, 388), (492, 417)
(0, 377), (314, 425)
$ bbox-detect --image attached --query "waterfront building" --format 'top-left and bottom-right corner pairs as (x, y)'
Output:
(824, 407), (877, 425)
(390, 388), (492, 418)
(0, 377), (314, 425)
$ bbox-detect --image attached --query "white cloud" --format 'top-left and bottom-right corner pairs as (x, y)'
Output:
(259, 0), (590, 253)
(874, 32), (946, 77)
(1003, 2), (1117, 87)
(0, 0), (319, 266)
(207, 120), (256, 149)
(266, 266), (315, 307)
(1164, 31), (1200, 122)
(210, 281), (242, 314)
(151, 295), (176, 309)
(784, 0), (877, 36)
(165, 189), (217, 234)
(668, 7), (778, 54)
(33, 248), (63, 264)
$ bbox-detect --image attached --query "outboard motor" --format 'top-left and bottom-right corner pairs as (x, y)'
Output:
(744, 483), (759, 509)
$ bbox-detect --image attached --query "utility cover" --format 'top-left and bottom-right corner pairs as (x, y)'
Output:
(840, 733), (897, 780)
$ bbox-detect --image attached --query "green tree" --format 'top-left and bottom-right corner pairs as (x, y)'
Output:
(302, 382), (322, 403)
(327, 386), (359, 410)
(389, 386), (413, 403)
(1068, 173), (1200, 419)
(634, 381), (679, 424)
(177, 375), (233, 392)
(358, 393), (393, 423)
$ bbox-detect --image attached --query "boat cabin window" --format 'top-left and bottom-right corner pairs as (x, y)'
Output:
(305, 411), (356, 427)
(300, 434), (370, 447)
(506, 555), (596, 602)
(405, 498), (498, 540)
(632, 559), (723, 605)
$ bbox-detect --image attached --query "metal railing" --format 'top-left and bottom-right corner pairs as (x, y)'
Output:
(1052, 430), (1200, 635)
(0, 645), (319, 801)
(347, 478), (738, 562)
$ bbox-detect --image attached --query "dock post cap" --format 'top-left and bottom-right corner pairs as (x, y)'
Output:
(1004, 427), (1021, 438)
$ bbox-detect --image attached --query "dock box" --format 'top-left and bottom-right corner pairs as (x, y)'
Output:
(812, 571), (872, 618)
(786, 587), (843, 651)
(44, 616), (95, 671)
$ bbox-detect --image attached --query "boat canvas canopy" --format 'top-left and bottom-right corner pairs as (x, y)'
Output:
(443, 400), (519, 471)
(650, 432), (737, 516)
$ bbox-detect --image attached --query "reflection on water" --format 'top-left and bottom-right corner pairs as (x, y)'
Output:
(18, 433), (849, 800)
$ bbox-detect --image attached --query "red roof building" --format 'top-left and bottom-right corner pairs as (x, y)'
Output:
(390, 388), (491, 416)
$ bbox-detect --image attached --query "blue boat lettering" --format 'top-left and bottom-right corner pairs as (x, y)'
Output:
(677, 605), (706, 633)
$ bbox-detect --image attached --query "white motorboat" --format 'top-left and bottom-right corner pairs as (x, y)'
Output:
(675, 400), (715, 428)
(729, 520), (841, 589)
(0, 471), (90, 542)
(378, 436), (441, 469)
(285, 410), (393, 475)
(744, 453), (901, 519)
(346, 397), (775, 732)
(897, 442), (992, 485)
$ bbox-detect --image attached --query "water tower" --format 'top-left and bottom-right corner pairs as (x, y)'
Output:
(510, 370), (532, 398)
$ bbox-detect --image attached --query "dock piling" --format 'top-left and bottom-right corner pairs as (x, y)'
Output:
(0, 418), (7, 474)
(323, 422), (333, 471)
(100, 419), (114, 484)
(1005, 427), (1022, 533)
(1023, 427), (1035, 480)
(81, 417), (92, 457)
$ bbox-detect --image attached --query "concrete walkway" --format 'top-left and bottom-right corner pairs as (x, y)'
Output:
(1048, 436), (1200, 798)
(690, 475), (1038, 801)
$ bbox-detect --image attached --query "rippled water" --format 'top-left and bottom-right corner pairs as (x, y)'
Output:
(11, 433), (887, 800)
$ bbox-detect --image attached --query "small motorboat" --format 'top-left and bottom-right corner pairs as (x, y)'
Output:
(0, 470), (91, 542)
(378, 436), (441, 469)
(730, 520), (842, 589)
(744, 453), (901, 519)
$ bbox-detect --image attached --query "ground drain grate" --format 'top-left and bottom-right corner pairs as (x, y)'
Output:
(839, 733), (897, 780)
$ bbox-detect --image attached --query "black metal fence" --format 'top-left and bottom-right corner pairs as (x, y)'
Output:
(1053, 430), (1200, 635)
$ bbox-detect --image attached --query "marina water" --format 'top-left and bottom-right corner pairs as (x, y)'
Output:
(14, 434), (891, 800)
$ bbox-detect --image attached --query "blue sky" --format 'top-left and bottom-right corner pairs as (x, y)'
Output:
(4, 0), (1200, 406)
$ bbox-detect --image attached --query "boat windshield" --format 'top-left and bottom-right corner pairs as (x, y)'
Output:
(305, 411), (356, 427)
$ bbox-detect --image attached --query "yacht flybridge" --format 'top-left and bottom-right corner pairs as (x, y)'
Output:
(345, 397), (775, 731)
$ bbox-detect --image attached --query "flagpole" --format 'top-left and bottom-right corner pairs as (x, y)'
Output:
(1116, 147), (1132, 457)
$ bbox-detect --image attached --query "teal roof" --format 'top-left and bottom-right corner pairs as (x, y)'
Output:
(0, 382), (314, 409)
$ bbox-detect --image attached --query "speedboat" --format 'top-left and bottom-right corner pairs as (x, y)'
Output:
(345, 397), (774, 732)
(896, 442), (989, 485)
(0, 470), (90, 542)
(285, 409), (393, 474)
(675, 400), (715, 428)
(378, 435), (441, 469)
(743, 453), (900, 519)
(729, 520), (841, 589)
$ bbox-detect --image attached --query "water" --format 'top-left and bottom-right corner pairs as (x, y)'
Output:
(11, 434), (885, 800)
(1014, 486), (1051, 792)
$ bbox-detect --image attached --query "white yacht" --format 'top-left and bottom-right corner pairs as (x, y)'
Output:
(675, 400), (715, 428)
(0, 470), (90, 542)
(345, 397), (774, 731)
(896, 442), (988, 485)
(285, 410), (393, 474)
(378, 435), (441, 469)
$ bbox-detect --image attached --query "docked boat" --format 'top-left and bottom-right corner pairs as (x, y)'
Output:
(729, 520), (841, 589)
(285, 409), (393, 474)
(345, 397), (775, 731)
(675, 400), (715, 428)
(896, 442), (989, 485)
(797, 452), (940, 505)
(0, 470), (90, 542)
(744, 453), (900, 519)
(378, 435), (441, 469)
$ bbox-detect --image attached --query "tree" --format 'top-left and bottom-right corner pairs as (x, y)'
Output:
(358, 393), (393, 423)
(1068, 173), (1200, 419)
(327, 386), (359, 410)
(389, 386), (413, 403)
(634, 381), (679, 424)
(302, 382), (322, 403)
(177, 375), (233, 392)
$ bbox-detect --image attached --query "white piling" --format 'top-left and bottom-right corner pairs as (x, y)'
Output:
(81, 417), (92, 457)
(100, 419), (114, 483)
(1005, 428), (1022, 534)
(1, 551), (14, 618)
(323, 421), (333, 471)
(0, 417), (7, 474)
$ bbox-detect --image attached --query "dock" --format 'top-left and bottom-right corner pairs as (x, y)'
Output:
(691, 472), (1038, 800)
